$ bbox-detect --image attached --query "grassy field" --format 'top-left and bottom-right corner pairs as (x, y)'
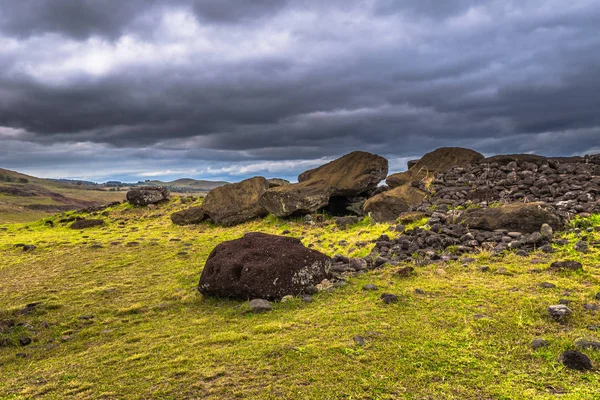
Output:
(0, 168), (125, 224)
(0, 199), (599, 399)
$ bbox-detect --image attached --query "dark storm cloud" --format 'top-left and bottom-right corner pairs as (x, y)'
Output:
(0, 0), (599, 181)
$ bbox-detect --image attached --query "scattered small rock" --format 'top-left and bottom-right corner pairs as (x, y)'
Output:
(548, 304), (572, 321)
(19, 337), (32, 346)
(479, 266), (490, 272)
(574, 241), (589, 253)
(380, 293), (398, 304)
(353, 335), (366, 346)
(396, 266), (414, 277)
(539, 282), (556, 289)
(549, 260), (583, 272)
(559, 350), (593, 371)
(575, 339), (600, 350)
(531, 338), (549, 350)
(583, 303), (599, 311)
(362, 284), (378, 291)
(301, 295), (313, 303)
(248, 299), (272, 313)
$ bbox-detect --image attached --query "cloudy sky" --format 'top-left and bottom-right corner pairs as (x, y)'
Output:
(1, 0), (599, 183)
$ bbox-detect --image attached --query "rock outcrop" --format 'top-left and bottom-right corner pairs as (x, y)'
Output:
(201, 177), (269, 226)
(418, 154), (600, 217)
(126, 186), (169, 206)
(170, 206), (206, 225)
(198, 232), (331, 300)
(260, 151), (388, 217)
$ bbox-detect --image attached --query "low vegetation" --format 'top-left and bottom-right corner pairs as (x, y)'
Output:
(1, 198), (599, 399)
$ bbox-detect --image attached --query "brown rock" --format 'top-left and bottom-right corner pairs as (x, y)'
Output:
(260, 151), (388, 217)
(459, 202), (563, 233)
(201, 177), (269, 226)
(198, 232), (331, 300)
(363, 185), (426, 223)
(170, 206), (206, 225)
(126, 186), (169, 206)
(386, 147), (484, 188)
(69, 219), (104, 229)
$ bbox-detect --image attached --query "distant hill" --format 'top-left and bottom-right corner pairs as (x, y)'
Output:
(139, 178), (228, 192)
(0, 168), (125, 223)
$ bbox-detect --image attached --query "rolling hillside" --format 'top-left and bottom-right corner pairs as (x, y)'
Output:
(0, 168), (125, 223)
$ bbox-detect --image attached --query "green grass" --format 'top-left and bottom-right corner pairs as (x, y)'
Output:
(0, 199), (599, 399)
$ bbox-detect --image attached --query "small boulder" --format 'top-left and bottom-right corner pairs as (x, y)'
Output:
(549, 261), (583, 272)
(380, 293), (398, 304)
(548, 304), (572, 321)
(126, 186), (169, 206)
(363, 185), (426, 223)
(198, 232), (331, 300)
(201, 177), (269, 226)
(459, 202), (562, 233)
(362, 284), (378, 291)
(559, 350), (593, 371)
(69, 219), (104, 229)
(575, 339), (600, 350)
(540, 223), (554, 238)
(532, 338), (549, 350)
(170, 206), (206, 225)
(248, 299), (272, 313)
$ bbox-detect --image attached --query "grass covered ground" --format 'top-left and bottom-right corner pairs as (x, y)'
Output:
(1, 199), (599, 399)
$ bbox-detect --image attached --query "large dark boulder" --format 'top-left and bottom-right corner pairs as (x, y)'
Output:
(459, 202), (563, 233)
(126, 186), (169, 206)
(198, 232), (331, 300)
(260, 151), (388, 217)
(363, 185), (426, 222)
(70, 219), (104, 229)
(387, 147), (484, 188)
(170, 206), (206, 225)
(201, 177), (269, 226)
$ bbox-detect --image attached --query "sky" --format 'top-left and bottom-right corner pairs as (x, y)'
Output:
(0, 0), (599, 183)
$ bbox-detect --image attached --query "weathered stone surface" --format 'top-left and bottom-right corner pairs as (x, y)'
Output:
(126, 186), (169, 206)
(260, 151), (388, 217)
(559, 350), (593, 370)
(386, 147), (484, 188)
(259, 180), (333, 217)
(363, 185), (426, 222)
(460, 203), (562, 233)
(267, 178), (290, 188)
(549, 260), (583, 271)
(170, 206), (206, 225)
(198, 232), (331, 300)
(298, 151), (388, 193)
(248, 299), (272, 313)
(69, 219), (104, 229)
(201, 177), (269, 226)
(548, 304), (572, 321)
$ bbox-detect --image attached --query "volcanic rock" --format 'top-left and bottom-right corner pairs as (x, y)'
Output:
(201, 177), (269, 226)
(386, 147), (484, 188)
(260, 151), (388, 217)
(126, 186), (169, 206)
(170, 206), (206, 225)
(69, 219), (104, 229)
(459, 202), (562, 233)
(198, 232), (331, 300)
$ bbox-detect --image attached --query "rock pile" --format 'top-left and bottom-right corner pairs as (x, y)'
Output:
(416, 154), (600, 217)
